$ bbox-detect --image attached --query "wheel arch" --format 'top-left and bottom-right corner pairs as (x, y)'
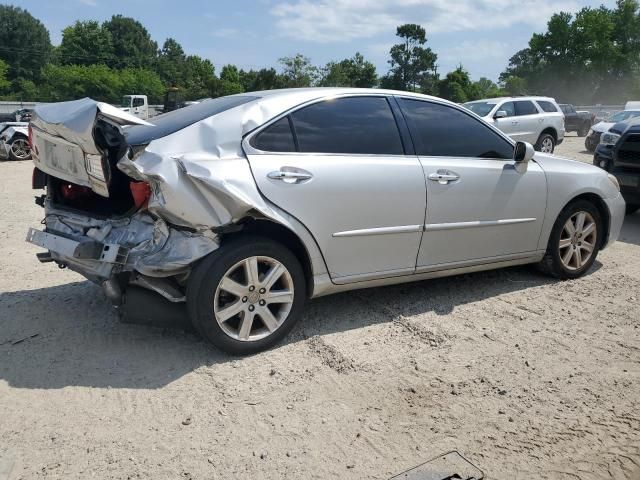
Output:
(540, 127), (558, 142)
(221, 218), (316, 298)
(560, 192), (611, 249)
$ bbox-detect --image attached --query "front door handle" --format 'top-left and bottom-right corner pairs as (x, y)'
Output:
(267, 169), (313, 184)
(428, 171), (460, 185)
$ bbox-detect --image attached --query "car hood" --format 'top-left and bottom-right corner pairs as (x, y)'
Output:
(591, 121), (614, 133)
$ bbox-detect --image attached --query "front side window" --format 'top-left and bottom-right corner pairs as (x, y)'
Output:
(498, 102), (516, 117)
(514, 101), (538, 116)
(290, 97), (404, 155)
(399, 99), (514, 159)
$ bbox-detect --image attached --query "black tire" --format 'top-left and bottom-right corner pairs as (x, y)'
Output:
(187, 236), (306, 355)
(626, 204), (640, 216)
(537, 200), (602, 280)
(535, 133), (555, 153)
(8, 136), (31, 161)
(578, 123), (589, 137)
(585, 138), (595, 153)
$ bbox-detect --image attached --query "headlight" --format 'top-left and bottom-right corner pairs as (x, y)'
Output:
(607, 173), (620, 192)
(588, 129), (594, 136)
(600, 131), (621, 146)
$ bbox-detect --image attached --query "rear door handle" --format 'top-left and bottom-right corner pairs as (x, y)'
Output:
(428, 172), (460, 184)
(267, 169), (313, 184)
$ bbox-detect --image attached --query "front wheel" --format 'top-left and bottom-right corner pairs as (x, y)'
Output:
(538, 200), (602, 279)
(535, 133), (555, 154)
(187, 237), (306, 355)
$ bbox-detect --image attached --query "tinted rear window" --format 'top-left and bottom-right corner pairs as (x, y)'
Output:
(290, 97), (404, 155)
(514, 101), (538, 116)
(538, 101), (559, 113)
(124, 95), (258, 145)
(252, 117), (296, 152)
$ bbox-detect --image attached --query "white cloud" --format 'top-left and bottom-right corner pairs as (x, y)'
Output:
(270, 0), (584, 43)
(78, 0), (97, 6)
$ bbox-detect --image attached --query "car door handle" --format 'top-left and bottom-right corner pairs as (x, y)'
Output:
(511, 121), (518, 125)
(267, 169), (313, 184)
(428, 172), (460, 184)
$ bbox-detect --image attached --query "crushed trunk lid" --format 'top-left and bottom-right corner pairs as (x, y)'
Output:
(31, 98), (151, 197)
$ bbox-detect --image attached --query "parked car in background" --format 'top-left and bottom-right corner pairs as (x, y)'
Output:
(0, 121), (30, 161)
(0, 108), (33, 123)
(625, 101), (640, 110)
(26, 89), (624, 354)
(585, 109), (640, 152)
(593, 117), (640, 215)
(559, 104), (593, 136)
(463, 96), (565, 153)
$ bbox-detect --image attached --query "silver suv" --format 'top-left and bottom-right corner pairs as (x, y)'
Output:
(464, 96), (565, 153)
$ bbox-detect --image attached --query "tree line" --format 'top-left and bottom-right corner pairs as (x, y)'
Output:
(0, 1), (639, 105)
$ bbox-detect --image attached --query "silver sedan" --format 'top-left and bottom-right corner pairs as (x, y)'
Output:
(26, 89), (625, 354)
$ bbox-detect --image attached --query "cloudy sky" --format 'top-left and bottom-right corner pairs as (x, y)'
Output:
(13, 0), (617, 81)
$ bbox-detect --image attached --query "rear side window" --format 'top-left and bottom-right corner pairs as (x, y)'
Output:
(252, 117), (296, 152)
(132, 97), (145, 107)
(537, 101), (559, 113)
(290, 97), (404, 155)
(514, 101), (538, 116)
(399, 99), (514, 159)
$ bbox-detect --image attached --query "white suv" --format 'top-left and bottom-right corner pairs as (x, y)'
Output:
(464, 96), (565, 153)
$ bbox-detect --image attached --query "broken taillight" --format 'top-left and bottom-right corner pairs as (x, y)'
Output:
(129, 181), (151, 210)
(61, 183), (91, 200)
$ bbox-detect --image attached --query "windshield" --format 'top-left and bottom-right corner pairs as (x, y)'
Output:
(607, 110), (640, 122)
(463, 101), (497, 117)
(121, 96), (132, 108)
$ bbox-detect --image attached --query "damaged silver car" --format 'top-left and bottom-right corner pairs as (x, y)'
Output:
(26, 89), (625, 354)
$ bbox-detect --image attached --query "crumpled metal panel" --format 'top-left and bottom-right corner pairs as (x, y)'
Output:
(33, 97), (150, 155)
(44, 204), (218, 278)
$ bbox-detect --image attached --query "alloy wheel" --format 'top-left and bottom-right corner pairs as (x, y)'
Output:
(10, 138), (30, 160)
(558, 211), (597, 271)
(213, 256), (294, 341)
(541, 137), (554, 153)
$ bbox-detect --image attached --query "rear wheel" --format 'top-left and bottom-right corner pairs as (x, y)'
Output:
(535, 133), (555, 154)
(8, 137), (31, 161)
(187, 237), (305, 355)
(578, 123), (589, 137)
(538, 200), (602, 279)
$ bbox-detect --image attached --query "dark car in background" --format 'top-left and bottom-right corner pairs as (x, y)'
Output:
(594, 118), (640, 215)
(559, 104), (593, 137)
(0, 108), (33, 123)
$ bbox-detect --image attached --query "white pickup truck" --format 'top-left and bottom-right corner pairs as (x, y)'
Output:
(119, 95), (149, 120)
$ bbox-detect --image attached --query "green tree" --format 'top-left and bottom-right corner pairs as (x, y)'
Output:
(0, 59), (9, 92)
(209, 64), (244, 97)
(183, 55), (216, 99)
(58, 20), (114, 66)
(156, 38), (186, 86)
(500, 0), (640, 103)
(319, 52), (377, 87)
(382, 24), (437, 92)
(438, 65), (479, 102)
(279, 54), (318, 87)
(0, 5), (51, 80)
(103, 15), (157, 69)
(502, 76), (528, 96)
(239, 68), (284, 92)
(474, 77), (503, 98)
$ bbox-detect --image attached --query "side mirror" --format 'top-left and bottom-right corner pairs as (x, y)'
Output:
(514, 141), (535, 163)
(494, 110), (508, 119)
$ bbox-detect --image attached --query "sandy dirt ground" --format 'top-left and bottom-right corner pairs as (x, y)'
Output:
(1, 135), (639, 479)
